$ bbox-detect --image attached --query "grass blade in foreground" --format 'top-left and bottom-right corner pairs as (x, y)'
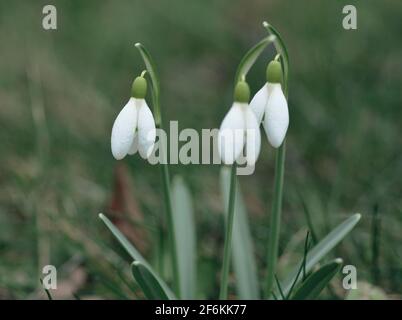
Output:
(98, 213), (175, 299)
(171, 176), (197, 299)
(131, 261), (171, 300)
(290, 258), (343, 300)
(220, 167), (259, 299)
(279, 213), (361, 297)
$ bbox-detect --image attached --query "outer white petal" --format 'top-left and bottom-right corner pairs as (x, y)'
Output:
(137, 100), (156, 159)
(218, 102), (246, 165)
(244, 107), (261, 166)
(249, 83), (270, 124)
(111, 98), (138, 160)
(263, 84), (289, 148)
(127, 134), (139, 155)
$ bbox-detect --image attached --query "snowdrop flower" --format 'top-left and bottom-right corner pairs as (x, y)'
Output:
(218, 80), (261, 166)
(111, 75), (156, 160)
(249, 60), (289, 148)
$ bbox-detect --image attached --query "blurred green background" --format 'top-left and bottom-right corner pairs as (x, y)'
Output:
(0, 0), (401, 299)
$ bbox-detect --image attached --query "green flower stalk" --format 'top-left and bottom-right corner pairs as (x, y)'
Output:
(217, 29), (278, 299)
(134, 43), (181, 298)
(261, 22), (290, 298)
(218, 79), (261, 299)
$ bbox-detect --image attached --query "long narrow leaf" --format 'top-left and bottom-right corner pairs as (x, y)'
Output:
(291, 258), (343, 300)
(98, 213), (175, 299)
(220, 168), (259, 299)
(280, 213), (361, 297)
(131, 261), (170, 300)
(171, 176), (197, 299)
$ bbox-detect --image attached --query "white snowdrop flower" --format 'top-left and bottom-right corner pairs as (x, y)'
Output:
(111, 75), (156, 160)
(249, 82), (273, 124)
(250, 60), (289, 148)
(218, 81), (261, 166)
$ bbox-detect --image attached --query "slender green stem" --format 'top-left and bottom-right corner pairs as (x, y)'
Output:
(265, 142), (286, 296)
(159, 145), (180, 297)
(262, 21), (289, 299)
(219, 164), (237, 299)
(135, 43), (180, 297)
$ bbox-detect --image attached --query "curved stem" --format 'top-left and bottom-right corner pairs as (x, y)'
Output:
(135, 43), (180, 297)
(219, 164), (237, 299)
(234, 34), (276, 84)
(262, 22), (290, 298)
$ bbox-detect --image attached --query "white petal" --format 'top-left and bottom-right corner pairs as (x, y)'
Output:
(244, 107), (261, 166)
(137, 100), (156, 159)
(263, 84), (289, 148)
(127, 133), (139, 155)
(249, 83), (270, 124)
(218, 102), (246, 165)
(111, 98), (138, 160)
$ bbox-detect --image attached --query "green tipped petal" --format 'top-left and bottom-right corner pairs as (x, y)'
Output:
(266, 60), (283, 84)
(234, 81), (250, 103)
(131, 76), (147, 99)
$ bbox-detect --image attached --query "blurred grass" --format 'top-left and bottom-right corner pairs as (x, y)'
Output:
(0, 0), (401, 298)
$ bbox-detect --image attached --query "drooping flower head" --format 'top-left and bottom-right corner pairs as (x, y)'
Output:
(249, 60), (289, 148)
(218, 80), (261, 166)
(111, 74), (156, 160)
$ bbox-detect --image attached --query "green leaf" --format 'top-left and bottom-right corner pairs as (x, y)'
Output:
(131, 261), (171, 300)
(98, 213), (175, 299)
(220, 167), (259, 299)
(135, 43), (161, 125)
(291, 258), (343, 300)
(171, 176), (197, 299)
(234, 34), (276, 84)
(280, 213), (361, 297)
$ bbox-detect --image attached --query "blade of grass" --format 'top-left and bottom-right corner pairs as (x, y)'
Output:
(131, 261), (171, 300)
(299, 193), (318, 244)
(279, 213), (361, 297)
(290, 258), (343, 300)
(98, 213), (175, 299)
(286, 231), (311, 299)
(274, 275), (286, 300)
(39, 278), (52, 300)
(171, 176), (197, 299)
(220, 167), (259, 299)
